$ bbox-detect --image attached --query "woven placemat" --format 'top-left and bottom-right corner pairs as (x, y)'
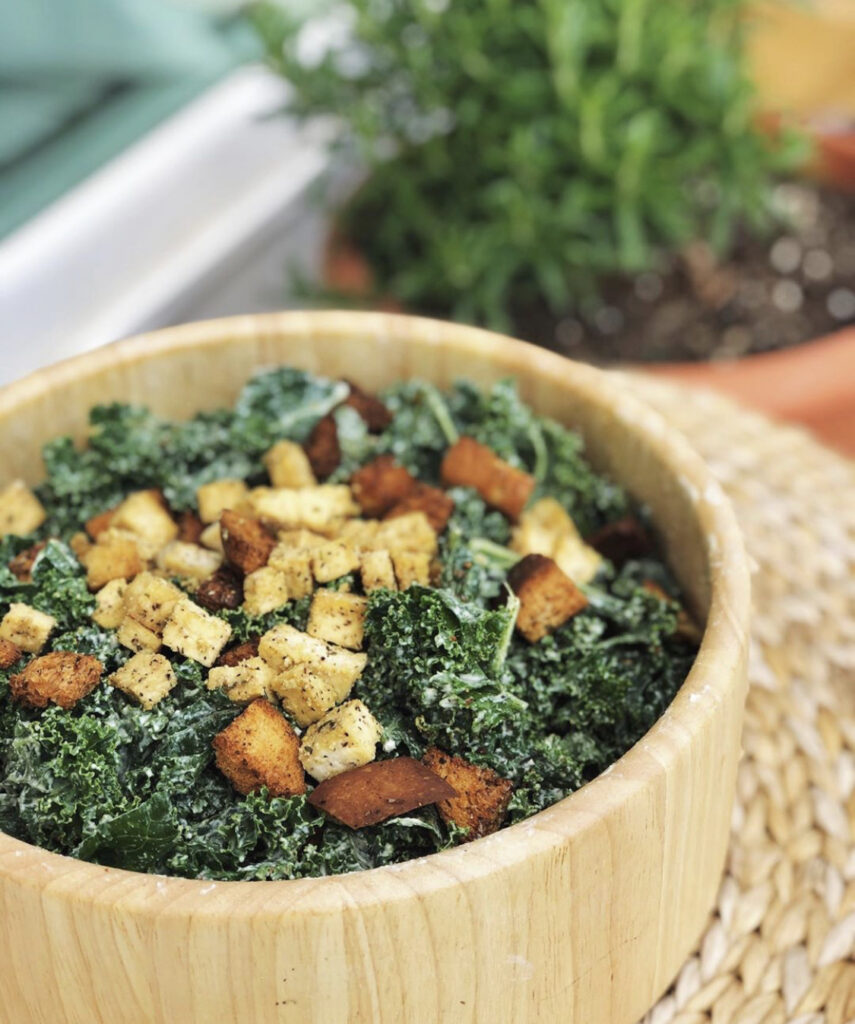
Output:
(618, 376), (855, 1024)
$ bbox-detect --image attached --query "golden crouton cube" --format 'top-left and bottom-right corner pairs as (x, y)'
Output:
(10, 652), (102, 710)
(267, 545), (314, 599)
(68, 533), (91, 561)
(91, 578), (128, 629)
(161, 597), (232, 667)
(350, 456), (415, 517)
(338, 519), (381, 548)
(306, 590), (368, 650)
(441, 436), (535, 521)
(117, 617), (162, 654)
(303, 414), (341, 479)
(199, 522), (225, 553)
(257, 623), (366, 695)
(213, 699), (306, 797)
(273, 663), (342, 727)
(249, 485), (358, 534)
(82, 534), (143, 590)
(275, 528), (329, 549)
(553, 534), (603, 586)
(0, 638), (22, 669)
(207, 656), (274, 704)
(0, 480), (46, 538)
(85, 507), (116, 540)
(263, 441), (317, 489)
(360, 549), (397, 592)
(8, 541), (47, 582)
(392, 550), (431, 589)
(422, 747), (513, 840)
(196, 479), (250, 525)
(299, 699), (383, 781)
(0, 602), (56, 653)
(156, 540), (223, 581)
(512, 498), (602, 585)
(242, 567), (291, 616)
(109, 651), (177, 710)
(507, 553), (588, 643)
(375, 511), (438, 556)
(385, 483), (454, 534)
(123, 571), (183, 634)
(220, 509), (276, 575)
(112, 490), (178, 558)
(310, 540), (360, 583)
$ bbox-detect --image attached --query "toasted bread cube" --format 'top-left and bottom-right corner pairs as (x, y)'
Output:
(338, 519), (381, 548)
(267, 545), (314, 599)
(276, 528), (329, 549)
(161, 597), (232, 667)
(220, 510), (276, 575)
(392, 550), (431, 589)
(307, 590), (367, 650)
(586, 515), (653, 565)
(248, 485), (359, 534)
(441, 437), (535, 521)
(112, 490), (178, 558)
(0, 602), (56, 653)
(304, 414), (341, 479)
(263, 441), (317, 489)
(310, 540), (360, 583)
(258, 623), (366, 695)
(0, 638), (23, 669)
(299, 699), (382, 781)
(215, 638), (260, 667)
(386, 483), (454, 534)
(374, 511), (437, 556)
(194, 566), (243, 613)
(156, 540), (223, 581)
(123, 572), (183, 634)
(196, 479), (250, 525)
(0, 480), (46, 538)
(342, 381), (392, 432)
(82, 534), (143, 590)
(360, 549), (397, 592)
(91, 578), (128, 629)
(422, 747), (513, 840)
(243, 567), (291, 616)
(350, 456), (415, 517)
(207, 656), (275, 704)
(199, 521), (225, 553)
(213, 699), (305, 797)
(553, 534), (602, 586)
(68, 533), (91, 561)
(507, 553), (588, 642)
(85, 507), (116, 540)
(273, 663), (342, 727)
(117, 617), (162, 654)
(176, 509), (204, 544)
(109, 651), (176, 710)
(512, 498), (602, 585)
(8, 541), (48, 581)
(10, 652), (102, 710)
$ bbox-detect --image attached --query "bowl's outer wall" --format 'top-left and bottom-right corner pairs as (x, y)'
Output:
(0, 312), (750, 1024)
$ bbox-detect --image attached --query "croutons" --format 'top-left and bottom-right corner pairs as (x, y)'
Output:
(213, 699), (306, 797)
(385, 483), (454, 534)
(308, 757), (456, 828)
(263, 441), (317, 489)
(258, 623), (367, 693)
(242, 567), (291, 616)
(586, 515), (653, 565)
(199, 522), (224, 553)
(310, 540), (360, 583)
(422, 747), (513, 840)
(215, 638), (260, 667)
(248, 486), (358, 534)
(176, 509), (204, 544)
(342, 381), (393, 432)
(299, 699), (383, 781)
(111, 490), (178, 559)
(109, 651), (177, 710)
(304, 414), (341, 479)
(91, 578), (129, 629)
(275, 529), (329, 550)
(507, 553), (588, 643)
(156, 541), (222, 581)
(123, 572), (183, 634)
(161, 597), (232, 667)
(266, 545), (314, 599)
(0, 480), (46, 537)
(511, 498), (602, 585)
(117, 617), (162, 654)
(350, 456), (416, 517)
(375, 512), (438, 556)
(196, 479), (249, 525)
(0, 602), (56, 653)
(194, 566), (244, 612)
(8, 541), (47, 581)
(0, 638), (22, 670)
(273, 663), (342, 727)
(85, 507), (116, 541)
(220, 510), (276, 575)
(306, 590), (368, 650)
(207, 656), (275, 704)
(359, 549), (397, 592)
(441, 437), (535, 521)
(391, 551), (431, 589)
(10, 652), (102, 710)
(69, 533), (91, 560)
(82, 534), (143, 590)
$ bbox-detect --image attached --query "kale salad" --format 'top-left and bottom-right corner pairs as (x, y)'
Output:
(0, 369), (699, 880)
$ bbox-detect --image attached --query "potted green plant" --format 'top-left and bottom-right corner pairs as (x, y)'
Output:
(249, 0), (855, 453)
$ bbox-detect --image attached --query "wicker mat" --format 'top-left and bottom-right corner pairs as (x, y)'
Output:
(620, 377), (855, 1024)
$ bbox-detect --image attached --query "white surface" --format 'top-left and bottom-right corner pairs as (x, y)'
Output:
(0, 65), (330, 386)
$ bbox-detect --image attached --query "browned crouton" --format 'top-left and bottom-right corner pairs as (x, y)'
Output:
(0, 638), (22, 670)
(304, 414), (341, 479)
(440, 437), (534, 521)
(422, 747), (513, 841)
(342, 381), (393, 432)
(10, 651), (103, 710)
(308, 757), (456, 828)
(507, 553), (588, 642)
(385, 483), (454, 533)
(85, 507), (116, 540)
(642, 581), (703, 645)
(220, 510), (276, 575)
(82, 535), (143, 590)
(212, 699), (306, 797)
(586, 515), (653, 565)
(215, 638), (260, 667)
(194, 566), (244, 612)
(176, 509), (204, 544)
(350, 456), (416, 517)
(8, 541), (47, 581)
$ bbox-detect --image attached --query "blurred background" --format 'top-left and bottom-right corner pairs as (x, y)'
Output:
(0, 0), (853, 451)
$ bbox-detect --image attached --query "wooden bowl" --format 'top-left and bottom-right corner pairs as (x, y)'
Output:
(0, 312), (750, 1024)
